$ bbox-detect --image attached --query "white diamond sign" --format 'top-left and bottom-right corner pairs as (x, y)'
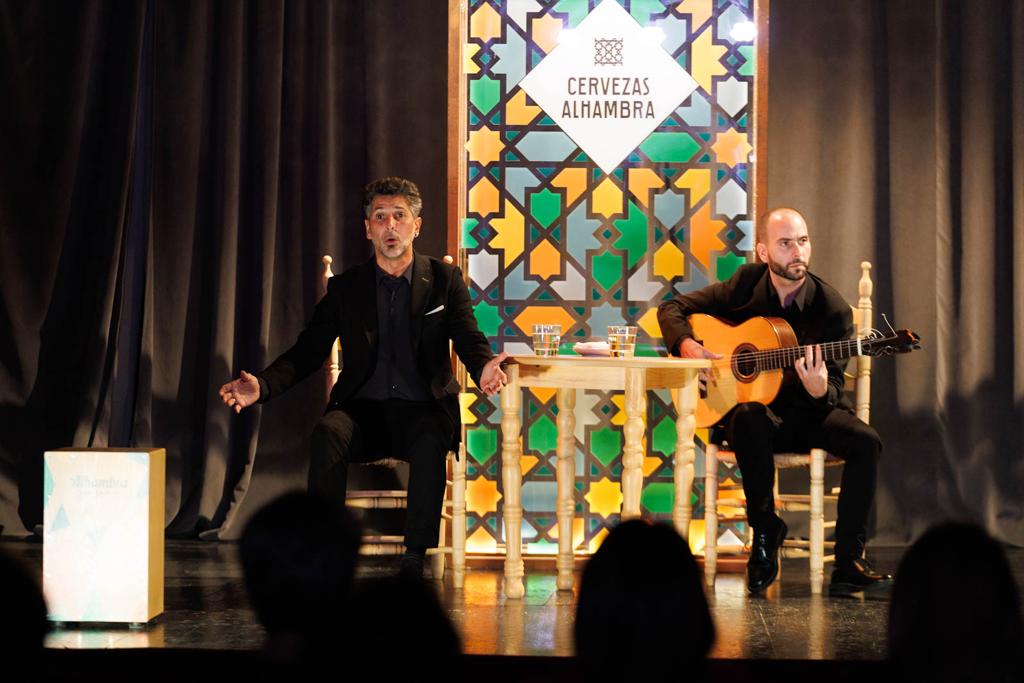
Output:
(517, 0), (699, 174)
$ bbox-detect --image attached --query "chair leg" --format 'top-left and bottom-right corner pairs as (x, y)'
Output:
(432, 514), (447, 580)
(704, 444), (719, 588)
(453, 444), (467, 589)
(809, 448), (826, 594)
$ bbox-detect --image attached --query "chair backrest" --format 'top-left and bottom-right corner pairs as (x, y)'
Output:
(322, 255), (341, 398)
(849, 261), (873, 424)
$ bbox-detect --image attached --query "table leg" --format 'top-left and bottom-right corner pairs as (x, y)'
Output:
(500, 364), (525, 599)
(556, 387), (576, 590)
(621, 367), (646, 519)
(673, 369), (700, 540)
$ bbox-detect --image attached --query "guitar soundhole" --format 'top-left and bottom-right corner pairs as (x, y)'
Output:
(733, 344), (759, 382)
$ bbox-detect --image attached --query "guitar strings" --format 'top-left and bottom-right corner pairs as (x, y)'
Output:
(704, 338), (864, 372)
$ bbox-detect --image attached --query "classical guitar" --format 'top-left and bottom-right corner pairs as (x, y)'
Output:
(687, 314), (921, 428)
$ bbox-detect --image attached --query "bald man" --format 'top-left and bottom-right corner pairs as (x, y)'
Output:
(658, 208), (890, 595)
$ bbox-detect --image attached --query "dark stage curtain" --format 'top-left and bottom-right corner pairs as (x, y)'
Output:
(767, 0), (1024, 545)
(0, 1), (448, 539)
(2, 0), (1021, 547)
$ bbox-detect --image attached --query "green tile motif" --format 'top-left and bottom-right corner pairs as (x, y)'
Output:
(528, 415), (558, 454)
(462, 218), (479, 249)
(592, 252), (622, 292)
(467, 426), (497, 465)
(553, 0), (591, 27)
(738, 46), (755, 76)
(629, 0), (665, 23)
(641, 482), (675, 515)
(473, 301), (502, 337)
(613, 200), (648, 268)
(638, 132), (701, 163)
(651, 416), (678, 456)
(470, 75), (501, 115)
(590, 427), (622, 467)
(716, 252), (746, 281)
(530, 188), (562, 229)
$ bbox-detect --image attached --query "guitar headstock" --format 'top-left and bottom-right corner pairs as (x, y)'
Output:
(862, 328), (921, 356)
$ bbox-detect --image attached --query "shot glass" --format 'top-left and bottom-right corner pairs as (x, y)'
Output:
(532, 324), (562, 357)
(607, 325), (638, 358)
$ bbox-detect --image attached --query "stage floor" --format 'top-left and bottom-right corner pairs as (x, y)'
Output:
(0, 538), (976, 659)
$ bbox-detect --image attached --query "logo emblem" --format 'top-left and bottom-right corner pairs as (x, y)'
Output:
(518, 0), (699, 174)
(593, 38), (623, 66)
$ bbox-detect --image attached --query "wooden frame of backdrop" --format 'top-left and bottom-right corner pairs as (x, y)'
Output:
(446, 0), (468, 259)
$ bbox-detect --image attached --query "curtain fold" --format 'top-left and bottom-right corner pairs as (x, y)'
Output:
(1, 0), (447, 539)
(0, 1), (146, 534)
(768, 0), (1024, 545)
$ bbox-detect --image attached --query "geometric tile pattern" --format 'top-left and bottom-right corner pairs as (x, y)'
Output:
(462, 0), (754, 554)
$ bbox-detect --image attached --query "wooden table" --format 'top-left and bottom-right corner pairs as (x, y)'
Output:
(499, 355), (710, 599)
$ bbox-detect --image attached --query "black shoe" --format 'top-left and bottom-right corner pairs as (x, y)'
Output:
(747, 519), (788, 594)
(830, 556), (893, 594)
(399, 551), (425, 580)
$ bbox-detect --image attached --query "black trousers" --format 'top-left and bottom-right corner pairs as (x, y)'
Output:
(308, 399), (456, 549)
(723, 402), (881, 561)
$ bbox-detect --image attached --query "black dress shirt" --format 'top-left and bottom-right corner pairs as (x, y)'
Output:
(354, 262), (432, 402)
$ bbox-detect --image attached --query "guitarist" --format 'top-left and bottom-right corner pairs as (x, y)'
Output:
(657, 207), (892, 595)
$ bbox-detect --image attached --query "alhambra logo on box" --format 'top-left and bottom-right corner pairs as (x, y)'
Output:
(518, 0), (699, 175)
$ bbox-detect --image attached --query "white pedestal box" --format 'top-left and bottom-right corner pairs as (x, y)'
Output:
(43, 448), (165, 623)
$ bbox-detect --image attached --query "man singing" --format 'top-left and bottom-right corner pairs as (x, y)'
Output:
(220, 177), (507, 578)
(658, 207), (891, 594)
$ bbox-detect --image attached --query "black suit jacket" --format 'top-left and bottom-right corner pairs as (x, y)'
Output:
(257, 253), (493, 434)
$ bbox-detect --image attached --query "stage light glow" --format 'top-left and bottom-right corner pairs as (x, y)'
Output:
(642, 26), (667, 45)
(730, 21), (757, 42)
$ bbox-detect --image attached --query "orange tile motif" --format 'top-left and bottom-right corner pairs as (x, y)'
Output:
(590, 176), (624, 219)
(529, 13), (564, 55)
(466, 476), (502, 514)
(506, 89), (541, 126)
(627, 168), (665, 208)
(468, 176), (501, 218)
(689, 202), (726, 270)
(529, 238), (562, 280)
(469, 2), (502, 42)
(513, 305), (576, 337)
(712, 128), (754, 167)
(466, 126), (505, 167)
(551, 167), (588, 207)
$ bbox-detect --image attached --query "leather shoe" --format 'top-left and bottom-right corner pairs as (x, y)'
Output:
(830, 556), (893, 594)
(399, 551), (425, 580)
(747, 519), (787, 594)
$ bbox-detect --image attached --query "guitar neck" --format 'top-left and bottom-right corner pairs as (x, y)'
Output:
(756, 338), (864, 371)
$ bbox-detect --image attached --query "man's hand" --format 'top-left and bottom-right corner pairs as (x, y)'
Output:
(479, 351), (509, 397)
(678, 338), (722, 392)
(219, 371), (261, 413)
(794, 344), (828, 399)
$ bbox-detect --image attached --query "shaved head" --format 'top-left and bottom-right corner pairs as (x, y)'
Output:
(756, 207), (812, 285)
(756, 207), (807, 245)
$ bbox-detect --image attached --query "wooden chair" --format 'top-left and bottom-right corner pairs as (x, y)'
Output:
(321, 255), (467, 587)
(703, 262), (874, 594)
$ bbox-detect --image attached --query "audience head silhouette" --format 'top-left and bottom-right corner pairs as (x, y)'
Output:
(343, 575), (461, 677)
(0, 547), (49, 676)
(888, 521), (1023, 683)
(575, 519), (715, 679)
(240, 490), (361, 657)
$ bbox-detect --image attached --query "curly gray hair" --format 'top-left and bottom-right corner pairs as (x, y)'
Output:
(363, 177), (423, 218)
